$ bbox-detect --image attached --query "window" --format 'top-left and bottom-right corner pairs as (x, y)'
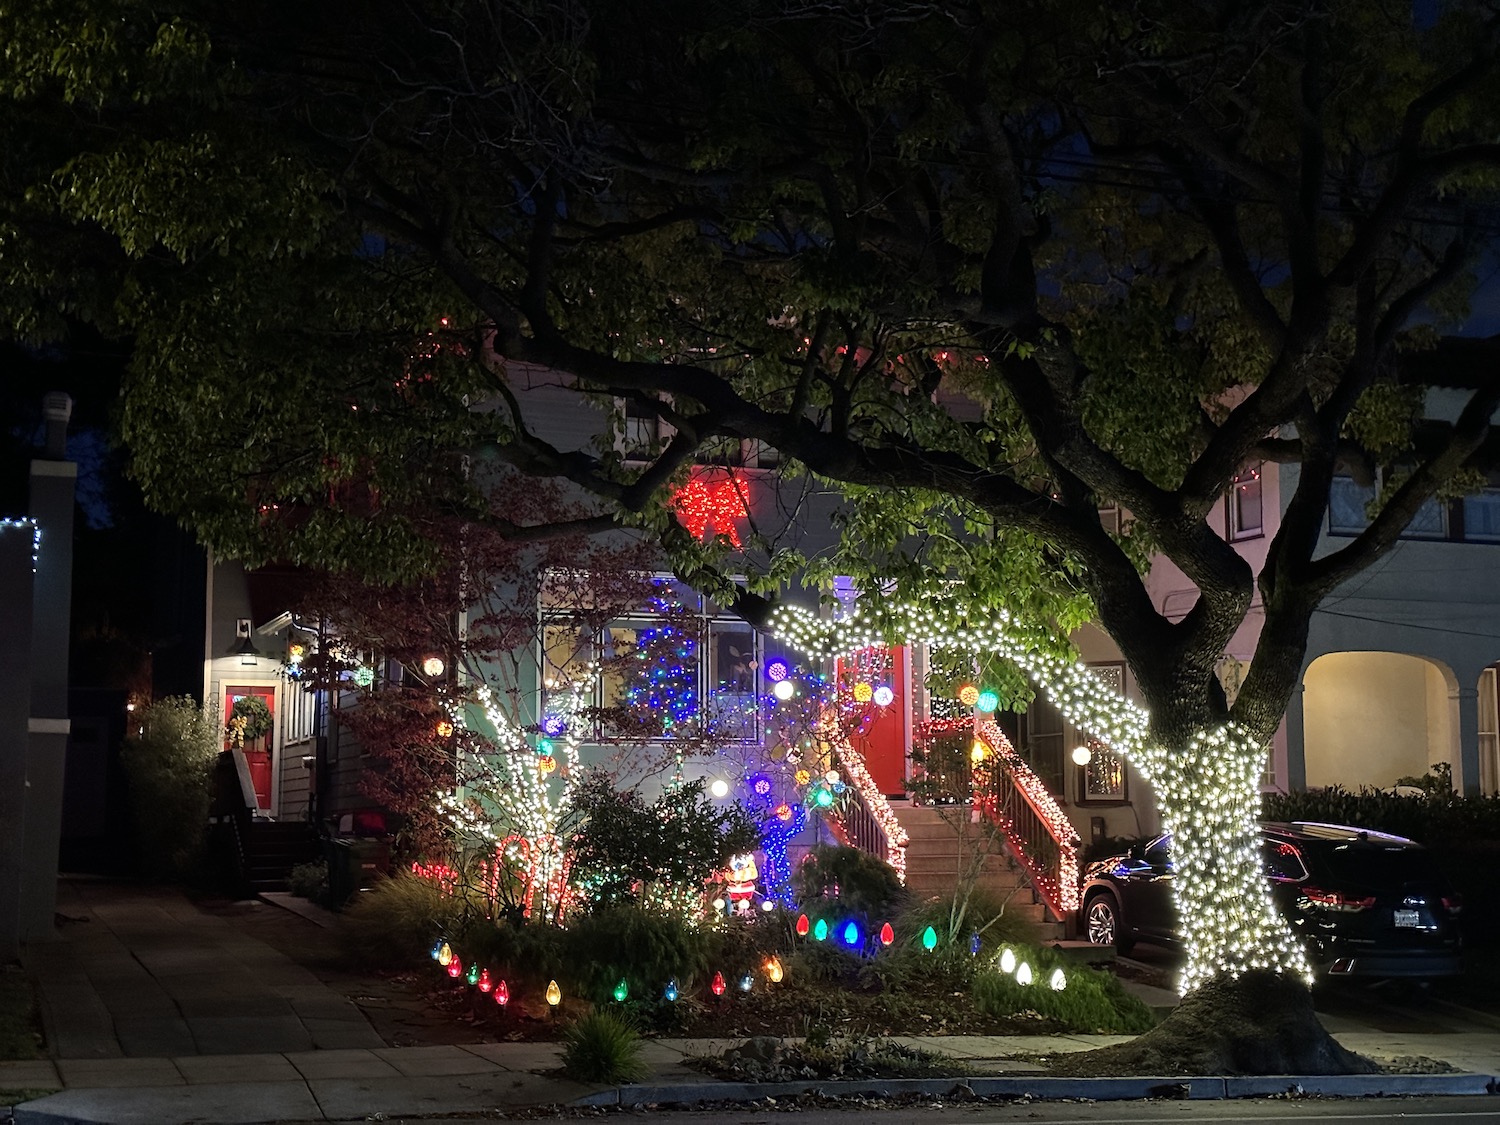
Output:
(541, 575), (760, 743)
(1228, 464), (1263, 540)
(1262, 839), (1308, 882)
(281, 682), (318, 745)
(1018, 694), (1066, 795)
(1328, 475), (1374, 535)
(1329, 471), (1446, 539)
(1464, 489), (1500, 542)
(1076, 663), (1128, 803)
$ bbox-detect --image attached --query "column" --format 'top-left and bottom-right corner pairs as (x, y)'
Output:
(1454, 685), (1481, 798)
(1284, 682), (1308, 792)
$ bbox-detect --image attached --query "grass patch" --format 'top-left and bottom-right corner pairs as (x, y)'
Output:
(694, 1032), (973, 1081)
(0, 967), (45, 1060)
(560, 1010), (649, 1084)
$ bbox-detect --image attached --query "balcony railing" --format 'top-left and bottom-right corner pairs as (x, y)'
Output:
(972, 718), (1081, 918)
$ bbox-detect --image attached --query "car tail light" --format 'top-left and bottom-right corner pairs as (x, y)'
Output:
(1300, 886), (1376, 912)
(1441, 894), (1463, 915)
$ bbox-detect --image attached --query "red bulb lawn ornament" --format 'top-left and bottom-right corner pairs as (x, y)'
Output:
(494, 979), (510, 1006)
(879, 922), (895, 946)
(477, 969), (494, 993)
(795, 913), (810, 937)
(446, 961), (462, 978)
(710, 971), (727, 997)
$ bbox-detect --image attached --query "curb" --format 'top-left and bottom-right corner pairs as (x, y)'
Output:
(570, 1071), (1500, 1107)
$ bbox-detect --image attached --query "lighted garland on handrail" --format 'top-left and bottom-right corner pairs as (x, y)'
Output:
(814, 718), (910, 883)
(973, 718), (1080, 915)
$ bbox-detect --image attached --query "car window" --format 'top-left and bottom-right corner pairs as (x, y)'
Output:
(1323, 843), (1443, 889)
(1143, 837), (1172, 868)
(1262, 839), (1307, 882)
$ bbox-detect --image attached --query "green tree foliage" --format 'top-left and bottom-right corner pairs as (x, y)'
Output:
(119, 696), (219, 880)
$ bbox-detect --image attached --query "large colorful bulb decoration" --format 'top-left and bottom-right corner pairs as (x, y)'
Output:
(545, 980), (562, 1007)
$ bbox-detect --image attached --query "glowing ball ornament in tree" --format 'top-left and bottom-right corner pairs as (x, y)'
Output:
(873, 685), (894, 707)
(958, 684), (980, 706)
(975, 689), (1000, 713)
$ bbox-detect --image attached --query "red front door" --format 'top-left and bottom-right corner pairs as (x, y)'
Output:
(225, 685), (276, 811)
(835, 647), (909, 797)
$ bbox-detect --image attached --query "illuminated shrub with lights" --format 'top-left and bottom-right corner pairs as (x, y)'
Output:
(792, 845), (906, 920)
(971, 947), (1155, 1034)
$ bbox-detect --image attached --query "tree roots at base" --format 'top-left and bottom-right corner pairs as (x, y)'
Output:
(1051, 970), (1378, 1076)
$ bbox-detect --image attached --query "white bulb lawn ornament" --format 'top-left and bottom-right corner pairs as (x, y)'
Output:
(999, 947), (1016, 974)
(1050, 968), (1067, 991)
(1016, 961), (1033, 986)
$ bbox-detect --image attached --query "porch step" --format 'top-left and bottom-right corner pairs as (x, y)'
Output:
(243, 820), (321, 893)
(893, 805), (1066, 942)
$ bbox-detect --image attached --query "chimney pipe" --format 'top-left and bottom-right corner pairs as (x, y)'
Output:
(42, 392), (72, 459)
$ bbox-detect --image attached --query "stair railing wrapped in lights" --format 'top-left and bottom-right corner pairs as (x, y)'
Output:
(816, 720), (909, 883)
(972, 718), (1081, 918)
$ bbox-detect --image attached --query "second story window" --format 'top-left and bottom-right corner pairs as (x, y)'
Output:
(1228, 464), (1264, 541)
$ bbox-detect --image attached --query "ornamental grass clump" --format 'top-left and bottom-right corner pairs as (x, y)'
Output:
(338, 870), (487, 969)
(971, 945), (1156, 1034)
(560, 1009), (649, 1084)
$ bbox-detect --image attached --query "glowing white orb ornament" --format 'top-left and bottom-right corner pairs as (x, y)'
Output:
(1071, 745), (1093, 766)
(772, 680), (795, 701)
(710, 779), (729, 798)
(872, 685), (894, 707)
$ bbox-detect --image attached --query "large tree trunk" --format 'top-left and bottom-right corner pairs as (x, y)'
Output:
(1086, 724), (1374, 1075)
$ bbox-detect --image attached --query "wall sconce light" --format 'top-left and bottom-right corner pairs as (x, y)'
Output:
(230, 618), (261, 666)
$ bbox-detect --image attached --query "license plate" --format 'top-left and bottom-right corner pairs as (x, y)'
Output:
(1394, 909), (1420, 928)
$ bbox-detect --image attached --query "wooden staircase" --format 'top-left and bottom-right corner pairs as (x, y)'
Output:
(893, 804), (1065, 941)
(243, 820), (321, 894)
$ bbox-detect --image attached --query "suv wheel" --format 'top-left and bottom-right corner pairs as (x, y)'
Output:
(1085, 893), (1134, 955)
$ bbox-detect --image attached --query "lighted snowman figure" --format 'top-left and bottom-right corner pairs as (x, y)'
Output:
(724, 852), (759, 914)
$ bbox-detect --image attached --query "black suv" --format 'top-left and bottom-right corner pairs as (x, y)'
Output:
(1079, 821), (1463, 979)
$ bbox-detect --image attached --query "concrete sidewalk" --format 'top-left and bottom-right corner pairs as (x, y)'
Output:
(6, 879), (1499, 1125)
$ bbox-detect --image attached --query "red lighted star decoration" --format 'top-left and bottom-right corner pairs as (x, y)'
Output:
(671, 471), (750, 547)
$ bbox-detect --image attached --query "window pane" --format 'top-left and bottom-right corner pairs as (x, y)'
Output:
(1329, 476), (1374, 534)
(1232, 471), (1262, 537)
(1083, 749), (1126, 799)
(1404, 497), (1445, 538)
(707, 623), (758, 741)
(1465, 491), (1500, 542)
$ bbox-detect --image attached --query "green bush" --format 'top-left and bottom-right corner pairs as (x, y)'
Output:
(288, 860), (328, 903)
(971, 945), (1156, 1034)
(562, 905), (712, 1002)
(560, 1009), (649, 1083)
(120, 697), (219, 881)
(793, 845), (906, 919)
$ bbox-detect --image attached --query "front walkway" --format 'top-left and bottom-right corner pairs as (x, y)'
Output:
(23, 878), (385, 1058)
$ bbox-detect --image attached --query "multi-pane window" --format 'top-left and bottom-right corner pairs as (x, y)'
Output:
(1078, 663), (1128, 802)
(541, 575), (760, 743)
(1228, 464), (1264, 540)
(1329, 472), (1446, 539)
(1465, 488), (1500, 542)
